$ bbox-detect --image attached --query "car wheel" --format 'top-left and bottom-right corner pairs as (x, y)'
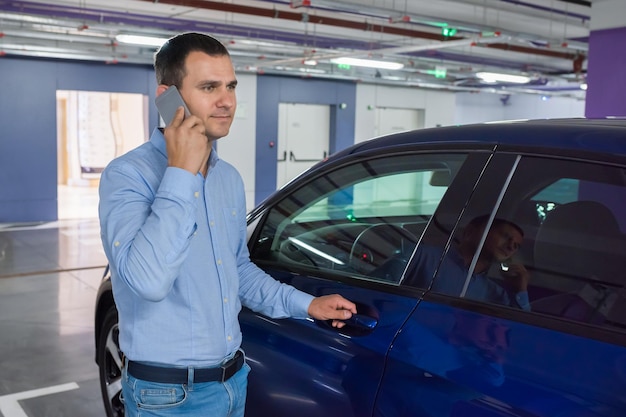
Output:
(98, 307), (125, 417)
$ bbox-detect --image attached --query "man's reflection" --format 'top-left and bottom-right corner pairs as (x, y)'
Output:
(411, 215), (531, 310)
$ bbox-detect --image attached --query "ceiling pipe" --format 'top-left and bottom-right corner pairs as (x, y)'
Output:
(0, 1), (411, 50)
(134, 0), (583, 61)
(258, 36), (505, 67)
(481, 42), (579, 60)
(498, 0), (590, 20)
(0, 0), (586, 93)
(0, 0), (582, 71)
(133, 0), (455, 41)
(263, 0), (589, 38)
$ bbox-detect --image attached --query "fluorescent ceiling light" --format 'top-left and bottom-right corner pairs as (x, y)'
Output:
(115, 34), (168, 47)
(287, 238), (345, 265)
(476, 72), (531, 84)
(237, 39), (285, 48)
(580, 83), (588, 91)
(330, 57), (404, 70)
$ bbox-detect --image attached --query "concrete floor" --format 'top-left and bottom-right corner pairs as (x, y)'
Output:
(0, 219), (109, 417)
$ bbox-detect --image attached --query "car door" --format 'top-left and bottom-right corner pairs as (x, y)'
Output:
(241, 146), (492, 417)
(375, 149), (626, 417)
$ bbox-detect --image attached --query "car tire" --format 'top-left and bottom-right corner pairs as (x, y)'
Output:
(97, 306), (125, 417)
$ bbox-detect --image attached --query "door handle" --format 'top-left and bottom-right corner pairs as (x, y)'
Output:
(316, 313), (378, 336)
(344, 313), (378, 330)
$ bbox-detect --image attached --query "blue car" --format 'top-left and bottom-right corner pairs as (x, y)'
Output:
(95, 118), (626, 417)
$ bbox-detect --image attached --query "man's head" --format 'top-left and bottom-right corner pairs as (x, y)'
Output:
(155, 33), (237, 142)
(154, 32), (230, 87)
(462, 215), (524, 264)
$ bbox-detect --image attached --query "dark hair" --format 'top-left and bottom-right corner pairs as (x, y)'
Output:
(154, 32), (230, 87)
(467, 214), (524, 237)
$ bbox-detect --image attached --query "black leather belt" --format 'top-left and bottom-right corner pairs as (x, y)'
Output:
(127, 350), (245, 384)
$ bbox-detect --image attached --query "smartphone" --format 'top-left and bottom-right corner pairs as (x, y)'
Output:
(155, 85), (191, 126)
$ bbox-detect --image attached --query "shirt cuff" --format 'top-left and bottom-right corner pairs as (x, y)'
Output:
(289, 289), (316, 319)
(514, 291), (531, 311)
(159, 167), (203, 201)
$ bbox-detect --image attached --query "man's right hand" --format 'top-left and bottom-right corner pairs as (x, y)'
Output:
(164, 106), (210, 175)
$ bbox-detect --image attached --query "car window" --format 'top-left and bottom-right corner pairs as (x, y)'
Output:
(249, 153), (467, 284)
(430, 155), (626, 332)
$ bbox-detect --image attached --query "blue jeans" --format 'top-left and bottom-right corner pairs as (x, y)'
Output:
(121, 362), (251, 416)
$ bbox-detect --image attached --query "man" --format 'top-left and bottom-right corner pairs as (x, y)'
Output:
(98, 32), (356, 417)
(411, 215), (530, 310)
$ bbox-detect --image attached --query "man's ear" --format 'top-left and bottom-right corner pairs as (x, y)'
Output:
(156, 84), (169, 97)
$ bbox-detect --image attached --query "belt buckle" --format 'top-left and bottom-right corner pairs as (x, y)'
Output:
(220, 351), (240, 382)
(220, 359), (232, 382)
(220, 363), (228, 383)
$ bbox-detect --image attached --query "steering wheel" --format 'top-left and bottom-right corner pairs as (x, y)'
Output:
(280, 237), (319, 267)
(349, 223), (418, 275)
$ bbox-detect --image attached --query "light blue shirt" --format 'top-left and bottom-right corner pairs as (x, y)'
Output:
(99, 129), (314, 367)
(412, 245), (530, 311)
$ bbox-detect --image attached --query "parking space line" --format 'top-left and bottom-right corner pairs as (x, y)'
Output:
(0, 382), (79, 417)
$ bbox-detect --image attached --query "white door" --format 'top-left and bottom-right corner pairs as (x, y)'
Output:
(277, 103), (330, 189)
(375, 107), (424, 136)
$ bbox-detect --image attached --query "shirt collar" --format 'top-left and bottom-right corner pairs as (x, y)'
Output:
(150, 128), (168, 157)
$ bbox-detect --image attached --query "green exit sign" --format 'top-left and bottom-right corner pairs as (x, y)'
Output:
(337, 63), (351, 70)
(442, 27), (457, 37)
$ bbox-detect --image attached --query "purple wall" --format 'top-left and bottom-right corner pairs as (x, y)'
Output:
(585, 26), (626, 118)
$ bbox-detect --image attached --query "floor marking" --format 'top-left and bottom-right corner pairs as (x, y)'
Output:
(0, 265), (107, 280)
(0, 382), (79, 417)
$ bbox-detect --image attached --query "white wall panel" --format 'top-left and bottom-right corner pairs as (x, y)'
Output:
(218, 73), (258, 212)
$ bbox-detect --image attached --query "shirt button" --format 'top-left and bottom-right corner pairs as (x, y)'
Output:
(194, 191), (199, 198)
(232, 210), (236, 216)
(223, 298), (228, 303)
(227, 335), (232, 341)
(114, 241), (120, 247)
(217, 259), (222, 265)
(210, 221), (215, 227)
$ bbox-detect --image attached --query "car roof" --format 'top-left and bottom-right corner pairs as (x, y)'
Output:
(339, 118), (626, 158)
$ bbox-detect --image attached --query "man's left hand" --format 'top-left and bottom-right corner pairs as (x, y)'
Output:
(308, 294), (357, 328)
(501, 263), (530, 292)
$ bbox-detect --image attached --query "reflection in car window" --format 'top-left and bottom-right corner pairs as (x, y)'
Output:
(474, 157), (626, 332)
(531, 178), (579, 222)
(250, 154), (467, 284)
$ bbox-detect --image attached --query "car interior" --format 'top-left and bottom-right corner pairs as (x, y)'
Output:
(250, 153), (467, 284)
(486, 157), (626, 330)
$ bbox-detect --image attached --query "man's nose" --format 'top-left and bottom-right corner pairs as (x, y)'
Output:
(217, 89), (235, 108)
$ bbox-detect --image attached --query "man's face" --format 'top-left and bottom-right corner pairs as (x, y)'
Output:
(178, 51), (237, 142)
(483, 223), (523, 263)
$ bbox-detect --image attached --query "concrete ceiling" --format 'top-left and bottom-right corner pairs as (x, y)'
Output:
(0, 0), (594, 97)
